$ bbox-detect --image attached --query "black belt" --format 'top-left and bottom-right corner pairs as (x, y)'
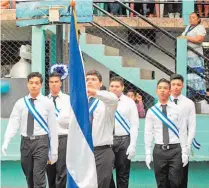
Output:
(59, 134), (68, 138)
(22, 135), (48, 140)
(155, 143), (180, 150)
(94, 145), (112, 150)
(114, 135), (130, 140)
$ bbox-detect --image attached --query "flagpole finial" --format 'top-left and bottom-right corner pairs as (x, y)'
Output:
(70, 0), (76, 7)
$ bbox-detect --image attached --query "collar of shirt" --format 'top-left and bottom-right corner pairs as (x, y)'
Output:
(155, 100), (173, 108)
(118, 93), (125, 101)
(48, 91), (63, 99)
(170, 94), (183, 102)
(28, 93), (42, 100)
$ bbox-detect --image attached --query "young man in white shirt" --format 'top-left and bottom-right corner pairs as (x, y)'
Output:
(46, 72), (70, 188)
(58, 70), (118, 188)
(144, 78), (188, 188)
(1, 72), (58, 188)
(109, 76), (139, 188)
(170, 74), (196, 188)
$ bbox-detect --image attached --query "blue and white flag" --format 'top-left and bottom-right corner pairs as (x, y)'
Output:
(66, 6), (98, 188)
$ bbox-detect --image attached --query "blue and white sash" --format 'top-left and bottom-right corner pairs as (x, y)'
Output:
(115, 110), (130, 135)
(24, 96), (50, 135)
(89, 98), (99, 117)
(151, 105), (179, 138)
(169, 97), (201, 150)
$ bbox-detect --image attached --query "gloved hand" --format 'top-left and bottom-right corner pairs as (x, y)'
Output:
(145, 155), (152, 170)
(2, 142), (8, 156)
(48, 154), (58, 165)
(182, 153), (189, 167)
(126, 145), (136, 160)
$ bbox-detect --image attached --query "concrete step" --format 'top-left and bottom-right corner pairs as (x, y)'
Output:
(85, 33), (102, 44)
(140, 69), (154, 80)
(122, 58), (137, 67)
(104, 45), (120, 56)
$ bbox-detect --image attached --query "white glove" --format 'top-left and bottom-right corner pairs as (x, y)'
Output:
(182, 153), (189, 167)
(48, 154), (58, 165)
(145, 155), (152, 170)
(126, 145), (136, 160)
(2, 142), (8, 156)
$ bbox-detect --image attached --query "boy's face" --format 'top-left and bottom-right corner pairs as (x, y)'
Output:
(86, 75), (102, 90)
(49, 76), (62, 94)
(156, 82), (171, 101)
(109, 81), (124, 97)
(170, 79), (183, 96)
(27, 77), (42, 96)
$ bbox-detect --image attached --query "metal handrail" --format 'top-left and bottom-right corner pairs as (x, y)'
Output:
(91, 21), (174, 76)
(93, 0), (209, 4)
(93, 3), (175, 59)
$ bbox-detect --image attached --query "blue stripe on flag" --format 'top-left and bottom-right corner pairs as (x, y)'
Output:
(69, 10), (94, 152)
(67, 172), (79, 188)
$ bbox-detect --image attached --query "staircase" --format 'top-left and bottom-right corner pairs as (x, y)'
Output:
(80, 31), (157, 97)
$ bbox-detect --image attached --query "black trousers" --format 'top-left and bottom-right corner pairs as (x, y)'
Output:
(46, 135), (67, 188)
(94, 146), (115, 188)
(179, 162), (189, 188)
(20, 135), (49, 188)
(153, 144), (183, 188)
(109, 136), (131, 188)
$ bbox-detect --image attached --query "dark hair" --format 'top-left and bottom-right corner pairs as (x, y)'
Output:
(127, 89), (135, 95)
(157, 78), (170, 88)
(190, 12), (201, 24)
(27, 72), (43, 83)
(110, 76), (124, 86)
(170, 74), (184, 83)
(49, 72), (61, 81)
(86, 70), (102, 82)
(206, 88), (209, 92)
(100, 85), (107, 90)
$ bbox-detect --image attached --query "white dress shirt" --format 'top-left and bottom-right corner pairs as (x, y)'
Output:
(3, 93), (58, 155)
(48, 91), (70, 135)
(115, 94), (139, 147)
(144, 101), (187, 156)
(58, 90), (118, 147)
(170, 94), (196, 147)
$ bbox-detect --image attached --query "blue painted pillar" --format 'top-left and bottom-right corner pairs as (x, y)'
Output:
(176, 38), (187, 96)
(50, 34), (56, 65)
(182, 0), (194, 25)
(32, 26), (46, 94)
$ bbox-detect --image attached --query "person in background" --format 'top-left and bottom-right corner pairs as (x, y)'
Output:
(170, 74), (196, 188)
(142, 0), (155, 17)
(167, 0), (182, 18)
(155, 0), (165, 17)
(46, 73), (70, 188)
(100, 85), (107, 90)
(197, 0), (209, 17)
(126, 89), (145, 118)
(180, 12), (207, 99)
(199, 88), (209, 114)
